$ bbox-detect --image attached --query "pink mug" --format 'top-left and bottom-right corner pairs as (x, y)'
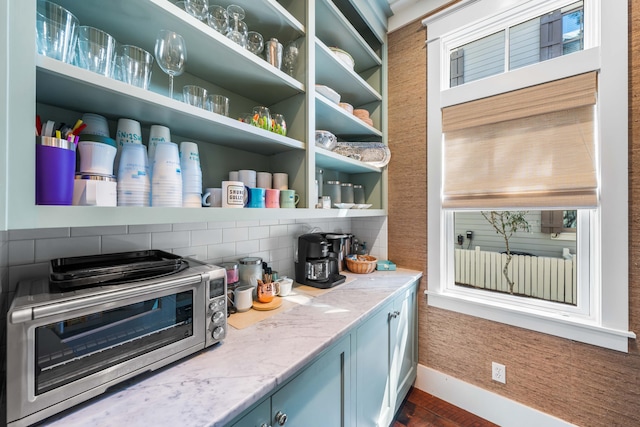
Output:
(265, 188), (280, 208)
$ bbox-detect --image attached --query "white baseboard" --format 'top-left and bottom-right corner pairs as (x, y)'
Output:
(414, 364), (576, 427)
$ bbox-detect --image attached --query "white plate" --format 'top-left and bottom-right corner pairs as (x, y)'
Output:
(334, 203), (355, 209)
(354, 204), (372, 209)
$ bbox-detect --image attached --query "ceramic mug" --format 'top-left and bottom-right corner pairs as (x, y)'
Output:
(265, 188), (280, 208)
(202, 187), (222, 207)
(238, 169), (257, 188)
(222, 181), (248, 208)
(280, 189), (299, 208)
(246, 187), (266, 208)
(234, 284), (254, 312)
(275, 277), (293, 296)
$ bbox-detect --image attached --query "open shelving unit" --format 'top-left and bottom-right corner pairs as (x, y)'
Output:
(2, 0), (388, 229)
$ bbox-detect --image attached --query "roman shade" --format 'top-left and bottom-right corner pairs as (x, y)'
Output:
(441, 71), (597, 209)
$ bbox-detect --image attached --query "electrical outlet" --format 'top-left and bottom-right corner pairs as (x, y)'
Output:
(492, 362), (506, 384)
(466, 230), (473, 240)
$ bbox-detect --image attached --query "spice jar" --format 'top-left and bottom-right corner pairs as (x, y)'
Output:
(238, 256), (263, 287)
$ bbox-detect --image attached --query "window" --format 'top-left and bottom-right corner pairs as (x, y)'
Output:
(424, 0), (634, 352)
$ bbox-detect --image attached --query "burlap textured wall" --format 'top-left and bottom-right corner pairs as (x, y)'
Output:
(387, 2), (640, 425)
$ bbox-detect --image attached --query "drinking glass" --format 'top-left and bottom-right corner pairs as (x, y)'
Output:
(282, 40), (299, 76)
(154, 30), (187, 99)
(246, 31), (264, 55)
(207, 5), (228, 34)
(185, 0), (208, 21)
(226, 5), (247, 46)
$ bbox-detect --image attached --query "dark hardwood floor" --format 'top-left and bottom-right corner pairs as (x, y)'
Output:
(392, 387), (499, 427)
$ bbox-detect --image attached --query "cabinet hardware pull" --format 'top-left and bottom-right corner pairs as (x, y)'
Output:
(275, 411), (288, 425)
(389, 310), (401, 319)
(260, 424), (272, 427)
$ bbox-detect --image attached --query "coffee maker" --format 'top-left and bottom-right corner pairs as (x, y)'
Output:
(295, 233), (346, 288)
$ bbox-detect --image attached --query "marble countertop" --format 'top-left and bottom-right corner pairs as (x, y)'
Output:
(42, 268), (423, 427)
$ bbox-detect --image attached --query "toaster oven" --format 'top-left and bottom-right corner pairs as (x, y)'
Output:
(6, 253), (226, 427)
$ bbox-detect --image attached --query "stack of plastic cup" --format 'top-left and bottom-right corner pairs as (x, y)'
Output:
(117, 143), (150, 206)
(179, 142), (203, 208)
(151, 142), (182, 207)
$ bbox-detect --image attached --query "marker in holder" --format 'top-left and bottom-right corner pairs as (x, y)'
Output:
(36, 136), (77, 205)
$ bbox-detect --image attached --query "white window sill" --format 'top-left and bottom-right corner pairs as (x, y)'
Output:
(425, 290), (636, 352)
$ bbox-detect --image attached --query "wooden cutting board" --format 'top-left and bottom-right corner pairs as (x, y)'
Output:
(252, 298), (283, 311)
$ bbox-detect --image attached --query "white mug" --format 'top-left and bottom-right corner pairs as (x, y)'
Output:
(256, 171), (272, 189)
(202, 187), (222, 207)
(222, 181), (248, 208)
(234, 284), (254, 312)
(273, 172), (288, 190)
(275, 277), (293, 296)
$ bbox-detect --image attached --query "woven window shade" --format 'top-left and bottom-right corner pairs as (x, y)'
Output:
(442, 72), (597, 209)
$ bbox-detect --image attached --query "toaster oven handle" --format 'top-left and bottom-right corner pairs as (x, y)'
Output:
(27, 275), (205, 322)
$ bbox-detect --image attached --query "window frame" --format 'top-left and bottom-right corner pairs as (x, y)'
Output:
(423, 0), (635, 352)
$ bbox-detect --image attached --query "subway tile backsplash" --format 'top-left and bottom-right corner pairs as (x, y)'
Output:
(0, 217), (387, 296)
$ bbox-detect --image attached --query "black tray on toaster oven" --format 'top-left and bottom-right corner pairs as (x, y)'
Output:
(50, 250), (187, 289)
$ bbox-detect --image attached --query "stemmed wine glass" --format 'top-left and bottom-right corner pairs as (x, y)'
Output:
(282, 40), (299, 76)
(154, 29), (187, 99)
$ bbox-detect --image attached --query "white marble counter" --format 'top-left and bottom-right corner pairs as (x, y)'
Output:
(41, 268), (422, 427)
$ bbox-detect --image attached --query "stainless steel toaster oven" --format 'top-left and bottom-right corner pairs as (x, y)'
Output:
(6, 252), (226, 427)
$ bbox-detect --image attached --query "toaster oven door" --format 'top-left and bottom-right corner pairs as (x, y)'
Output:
(7, 275), (206, 427)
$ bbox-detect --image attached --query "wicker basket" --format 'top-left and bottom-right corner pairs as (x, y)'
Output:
(346, 255), (377, 274)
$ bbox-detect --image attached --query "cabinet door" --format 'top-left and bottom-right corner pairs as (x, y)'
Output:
(355, 299), (393, 427)
(232, 398), (271, 427)
(391, 281), (418, 413)
(271, 335), (351, 427)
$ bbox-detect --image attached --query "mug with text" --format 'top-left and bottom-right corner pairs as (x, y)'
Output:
(222, 181), (248, 208)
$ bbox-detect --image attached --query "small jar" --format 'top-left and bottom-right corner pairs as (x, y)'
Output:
(324, 180), (341, 205)
(238, 256), (263, 287)
(221, 261), (239, 285)
(353, 184), (365, 204)
(341, 182), (354, 204)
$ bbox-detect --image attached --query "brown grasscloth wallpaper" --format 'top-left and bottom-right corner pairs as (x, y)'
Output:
(387, 2), (640, 426)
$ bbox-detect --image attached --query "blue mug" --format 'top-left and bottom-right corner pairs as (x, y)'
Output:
(246, 187), (266, 208)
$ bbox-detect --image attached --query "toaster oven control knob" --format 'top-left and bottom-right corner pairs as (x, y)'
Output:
(208, 302), (217, 312)
(275, 411), (288, 425)
(211, 311), (224, 323)
(212, 326), (225, 340)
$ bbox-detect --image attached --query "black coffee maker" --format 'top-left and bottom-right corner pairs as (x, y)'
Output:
(295, 233), (346, 288)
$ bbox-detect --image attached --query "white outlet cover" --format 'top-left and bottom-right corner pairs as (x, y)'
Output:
(492, 362), (506, 384)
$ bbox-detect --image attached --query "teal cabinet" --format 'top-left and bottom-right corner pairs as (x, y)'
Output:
(355, 281), (418, 426)
(232, 335), (351, 427)
(232, 398), (271, 427)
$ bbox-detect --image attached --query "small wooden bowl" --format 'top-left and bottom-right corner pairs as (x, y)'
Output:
(346, 255), (377, 274)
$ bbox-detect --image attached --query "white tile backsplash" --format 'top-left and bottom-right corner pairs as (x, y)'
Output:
(2, 216), (387, 293)
(151, 231), (191, 250)
(102, 233), (151, 253)
(9, 228), (69, 241)
(129, 224), (171, 234)
(35, 236), (101, 263)
(190, 229), (223, 247)
(172, 222), (208, 231)
(223, 227), (248, 243)
(71, 226), (128, 237)
(8, 240), (35, 265)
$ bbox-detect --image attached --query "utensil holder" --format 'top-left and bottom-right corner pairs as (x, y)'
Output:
(36, 137), (77, 205)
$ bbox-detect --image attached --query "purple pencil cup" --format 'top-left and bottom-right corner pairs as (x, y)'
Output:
(36, 137), (77, 205)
